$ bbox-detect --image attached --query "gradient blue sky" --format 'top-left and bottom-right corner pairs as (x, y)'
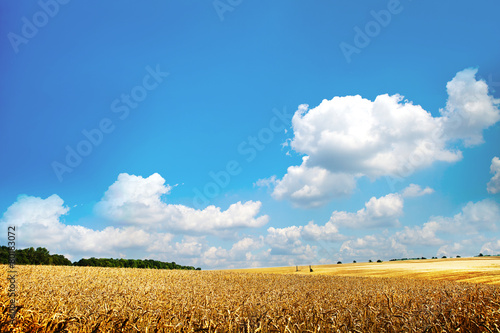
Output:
(1, 1), (500, 268)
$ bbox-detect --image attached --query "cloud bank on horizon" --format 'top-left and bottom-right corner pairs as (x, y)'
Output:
(1, 68), (499, 269)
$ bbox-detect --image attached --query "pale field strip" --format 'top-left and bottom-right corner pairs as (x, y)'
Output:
(226, 257), (500, 285)
(1, 259), (500, 331)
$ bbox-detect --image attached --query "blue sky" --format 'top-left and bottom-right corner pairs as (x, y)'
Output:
(1, 1), (500, 269)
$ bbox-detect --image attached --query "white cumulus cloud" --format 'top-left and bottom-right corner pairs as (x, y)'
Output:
(401, 184), (434, 198)
(329, 193), (404, 229)
(0, 194), (154, 259)
(270, 68), (500, 208)
(487, 156), (500, 194)
(95, 173), (269, 233)
(302, 220), (345, 242)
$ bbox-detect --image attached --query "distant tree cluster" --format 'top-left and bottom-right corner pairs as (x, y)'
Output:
(0, 246), (201, 270)
(0, 246), (72, 266)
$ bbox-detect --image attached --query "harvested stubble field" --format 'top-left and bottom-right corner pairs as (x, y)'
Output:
(1, 262), (500, 332)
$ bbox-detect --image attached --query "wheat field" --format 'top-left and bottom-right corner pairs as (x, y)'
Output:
(1, 260), (500, 332)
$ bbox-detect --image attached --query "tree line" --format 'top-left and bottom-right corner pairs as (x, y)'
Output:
(73, 257), (200, 270)
(0, 246), (201, 270)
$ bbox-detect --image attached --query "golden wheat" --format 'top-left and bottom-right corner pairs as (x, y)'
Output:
(1, 264), (500, 332)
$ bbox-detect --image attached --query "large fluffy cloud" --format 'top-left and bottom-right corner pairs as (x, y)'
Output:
(269, 68), (500, 207)
(290, 95), (459, 177)
(95, 173), (269, 233)
(487, 156), (500, 194)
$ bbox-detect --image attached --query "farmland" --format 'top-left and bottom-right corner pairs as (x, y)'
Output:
(2, 258), (500, 332)
(230, 257), (500, 285)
